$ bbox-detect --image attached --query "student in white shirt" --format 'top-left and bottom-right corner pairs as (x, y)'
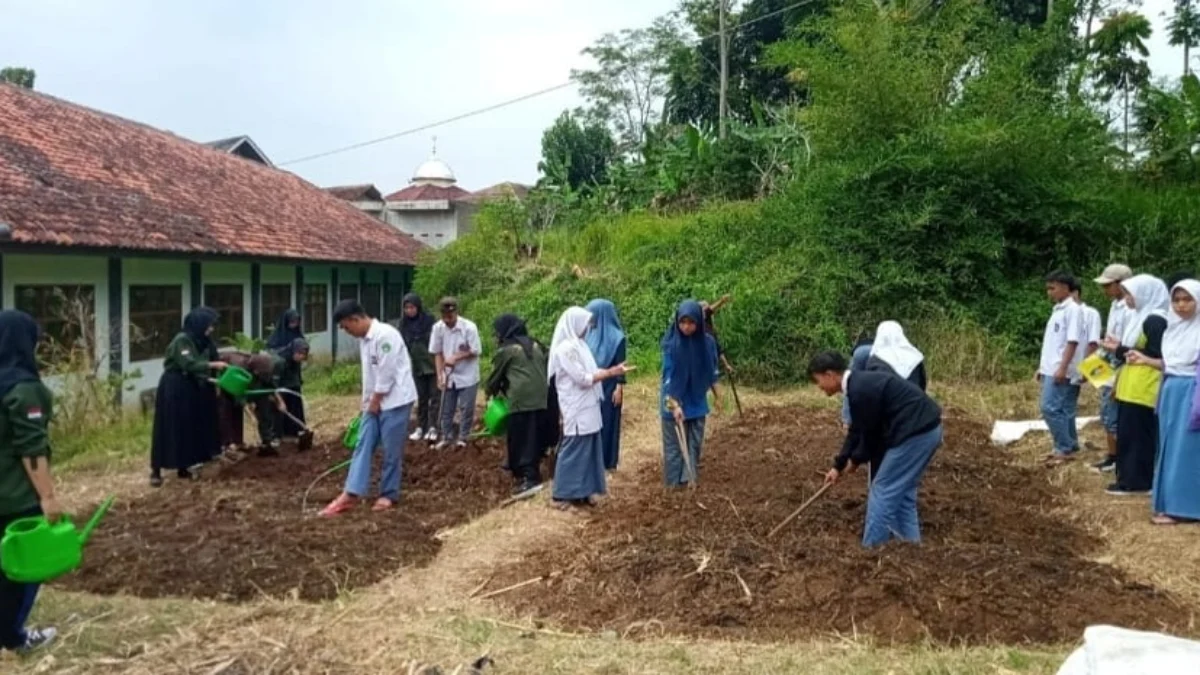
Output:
(429, 297), (482, 450)
(1091, 264), (1133, 473)
(1071, 281), (1102, 358)
(1038, 271), (1084, 463)
(320, 300), (417, 517)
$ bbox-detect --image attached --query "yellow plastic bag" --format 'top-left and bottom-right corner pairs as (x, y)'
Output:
(1080, 351), (1116, 389)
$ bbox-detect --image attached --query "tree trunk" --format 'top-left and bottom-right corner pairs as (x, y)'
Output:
(718, 0), (729, 139)
(1123, 85), (1130, 168)
(1186, 43), (1192, 77)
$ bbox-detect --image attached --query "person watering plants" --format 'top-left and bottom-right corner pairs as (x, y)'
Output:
(222, 351), (297, 456)
(584, 299), (627, 472)
(0, 310), (61, 652)
(866, 321), (927, 391)
(486, 314), (549, 495)
(398, 294), (439, 443)
(660, 301), (719, 488)
(429, 297), (481, 450)
(273, 338), (309, 442)
(548, 306), (633, 510)
(150, 307), (226, 487)
(321, 300), (416, 516)
(810, 350), (943, 548)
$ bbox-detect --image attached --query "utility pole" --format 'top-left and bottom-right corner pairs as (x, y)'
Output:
(718, 0), (729, 139)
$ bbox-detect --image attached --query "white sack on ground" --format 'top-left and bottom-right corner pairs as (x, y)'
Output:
(990, 417), (1098, 446)
(1056, 625), (1200, 675)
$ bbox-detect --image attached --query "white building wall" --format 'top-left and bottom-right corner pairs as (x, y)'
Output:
(386, 209), (458, 248)
(123, 258), (191, 407)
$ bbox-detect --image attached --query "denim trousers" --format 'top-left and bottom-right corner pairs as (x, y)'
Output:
(439, 383), (478, 442)
(1040, 379), (1081, 455)
(863, 425), (943, 547)
(344, 404), (412, 500)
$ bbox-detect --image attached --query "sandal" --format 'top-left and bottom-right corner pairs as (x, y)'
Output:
(371, 497), (396, 512)
(319, 494), (358, 518)
(1152, 514), (1181, 525)
(1043, 453), (1075, 466)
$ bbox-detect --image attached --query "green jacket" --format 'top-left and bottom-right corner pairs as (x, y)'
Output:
(0, 381), (53, 516)
(164, 333), (212, 378)
(485, 342), (549, 413)
(407, 340), (436, 377)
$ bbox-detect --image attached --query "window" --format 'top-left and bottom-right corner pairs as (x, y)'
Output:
(129, 285), (182, 362)
(303, 284), (328, 333)
(338, 283), (359, 304)
(14, 285), (96, 358)
(384, 283), (406, 322)
(261, 284), (292, 338)
(204, 284), (245, 343)
(362, 283), (382, 318)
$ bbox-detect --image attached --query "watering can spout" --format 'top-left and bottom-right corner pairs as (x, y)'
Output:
(79, 495), (115, 545)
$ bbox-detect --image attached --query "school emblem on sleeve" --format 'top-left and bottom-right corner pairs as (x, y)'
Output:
(381, 342), (392, 353)
(26, 407), (43, 420)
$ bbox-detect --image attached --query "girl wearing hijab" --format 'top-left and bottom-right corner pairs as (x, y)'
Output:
(399, 294), (439, 442)
(150, 307), (227, 487)
(1102, 275), (1171, 496)
(867, 321), (927, 390)
(548, 307), (632, 509)
(1146, 280), (1200, 524)
(0, 311), (61, 652)
(661, 300), (719, 487)
(486, 314), (550, 494)
(584, 299), (628, 471)
(266, 309), (303, 351)
(274, 338), (310, 441)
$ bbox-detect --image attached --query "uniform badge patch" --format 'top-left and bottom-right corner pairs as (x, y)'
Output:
(27, 407), (43, 421)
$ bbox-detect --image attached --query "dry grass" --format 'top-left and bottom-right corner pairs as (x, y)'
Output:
(12, 380), (1193, 674)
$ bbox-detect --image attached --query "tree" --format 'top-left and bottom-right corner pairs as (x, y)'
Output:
(537, 110), (617, 192)
(1136, 74), (1200, 181)
(0, 67), (35, 89)
(1168, 0), (1200, 75)
(1092, 11), (1153, 162)
(572, 15), (687, 152)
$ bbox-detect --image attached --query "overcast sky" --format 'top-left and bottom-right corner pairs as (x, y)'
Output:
(0, 0), (1188, 193)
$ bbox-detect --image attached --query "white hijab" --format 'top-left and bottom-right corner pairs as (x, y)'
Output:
(1119, 275), (1170, 348)
(1163, 280), (1200, 377)
(547, 306), (603, 400)
(869, 320), (924, 379)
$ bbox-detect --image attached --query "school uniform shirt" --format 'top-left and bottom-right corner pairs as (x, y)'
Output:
(0, 381), (52, 516)
(551, 351), (603, 437)
(835, 370), (942, 472)
(429, 318), (483, 389)
(486, 342), (549, 414)
(360, 320), (417, 412)
(1106, 299), (1128, 341)
(164, 333), (213, 379)
(1039, 300), (1084, 380)
(1079, 303), (1102, 347)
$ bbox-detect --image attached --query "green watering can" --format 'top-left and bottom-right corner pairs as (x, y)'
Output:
(1, 496), (115, 583)
(342, 414), (362, 450)
(482, 397), (510, 437)
(215, 365), (253, 398)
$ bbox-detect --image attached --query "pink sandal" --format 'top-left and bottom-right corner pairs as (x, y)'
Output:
(319, 494), (358, 518)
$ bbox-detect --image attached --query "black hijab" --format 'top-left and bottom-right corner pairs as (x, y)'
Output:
(494, 313), (534, 359)
(399, 293), (435, 347)
(183, 307), (218, 354)
(0, 310), (41, 399)
(267, 309), (303, 350)
(277, 337), (310, 363)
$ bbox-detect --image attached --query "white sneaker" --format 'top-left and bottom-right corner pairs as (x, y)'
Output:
(17, 627), (56, 653)
(409, 428), (424, 441)
(424, 429), (438, 442)
(434, 440), (450, 451)
(455, 441), (467, 450)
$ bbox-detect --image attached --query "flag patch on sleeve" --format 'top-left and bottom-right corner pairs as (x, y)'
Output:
(26, 407), (43, 420)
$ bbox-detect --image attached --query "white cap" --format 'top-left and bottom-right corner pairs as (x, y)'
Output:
(1094, 264), (1133, 285)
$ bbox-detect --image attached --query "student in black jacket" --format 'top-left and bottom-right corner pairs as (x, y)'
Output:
(809, 350), (944, 548)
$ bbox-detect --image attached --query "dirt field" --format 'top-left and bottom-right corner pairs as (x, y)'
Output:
(61, 434), (551, 602)
(491, 406), (1193, 645)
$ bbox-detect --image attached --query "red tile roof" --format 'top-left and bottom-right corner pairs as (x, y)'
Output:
(0, 84), (424, 265)
(325, 184), (383, 202)
(384, 183), (471, 202)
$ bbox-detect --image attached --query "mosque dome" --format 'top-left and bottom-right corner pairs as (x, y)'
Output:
(411, 146), (457, 187)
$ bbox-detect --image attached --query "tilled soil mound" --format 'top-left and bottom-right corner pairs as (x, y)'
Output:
(494, 407), (1193, 644)
(63, 433), (548, 603)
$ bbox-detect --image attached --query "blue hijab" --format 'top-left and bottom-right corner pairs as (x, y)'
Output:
(0, 310), (41, 399)
(661, 300), (718, 400)
(585, 299), (625, 368)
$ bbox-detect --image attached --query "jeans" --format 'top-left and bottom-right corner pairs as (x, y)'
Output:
(1100, 386), (1119, 436)
(863, 425), (943, 547)
(413, 373), (439, 432)
(1040, 379), (1081, 455)
(439, 383), (478, 442)
(661, 417), (706, 486)
(344, 404), (412, 501)
(0, 507), (42, 649)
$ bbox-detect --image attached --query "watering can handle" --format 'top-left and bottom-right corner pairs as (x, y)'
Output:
(79, 495), (116, 545)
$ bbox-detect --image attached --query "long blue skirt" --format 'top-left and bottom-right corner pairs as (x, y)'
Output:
(553, 432), (607, 501)
(1152, 375), (1200, 519)
(599, 396), (623, 470)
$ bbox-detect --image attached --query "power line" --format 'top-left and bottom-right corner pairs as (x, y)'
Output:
(278, 0), (819, 167)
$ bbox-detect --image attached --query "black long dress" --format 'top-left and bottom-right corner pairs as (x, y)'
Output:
(1113, 315), (1168, 492)
(150, 314), (220, 473)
